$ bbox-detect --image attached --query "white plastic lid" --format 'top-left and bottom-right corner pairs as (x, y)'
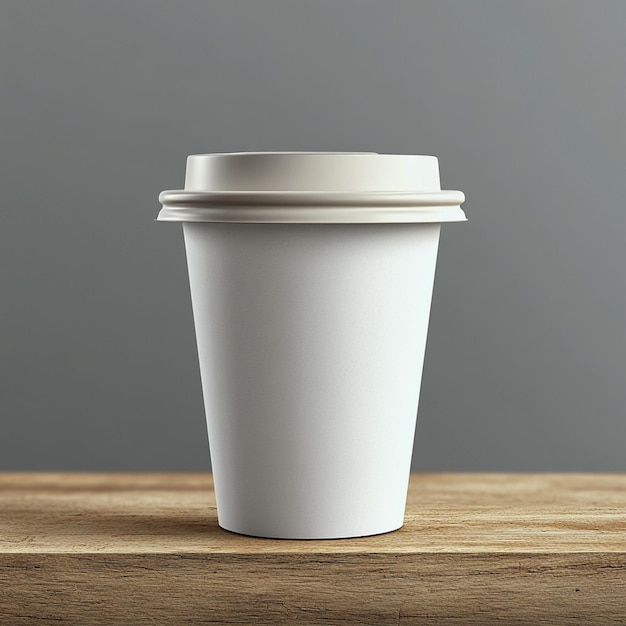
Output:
(157, 152), (465, 224)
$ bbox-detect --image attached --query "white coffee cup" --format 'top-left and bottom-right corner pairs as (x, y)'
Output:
(158, 152), (465, 539)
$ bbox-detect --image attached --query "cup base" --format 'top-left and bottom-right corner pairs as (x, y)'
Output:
(217, 521), (404, 541)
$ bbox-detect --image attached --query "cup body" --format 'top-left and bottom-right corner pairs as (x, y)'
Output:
(183, 221), (441, 538)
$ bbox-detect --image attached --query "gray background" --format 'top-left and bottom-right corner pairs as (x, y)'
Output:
(1, 1), (625, 471)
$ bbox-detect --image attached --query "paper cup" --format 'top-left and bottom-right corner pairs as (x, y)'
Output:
(158, 152), (465, 539)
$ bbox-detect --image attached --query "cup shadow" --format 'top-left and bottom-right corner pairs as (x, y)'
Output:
(67, 511), (224, 540)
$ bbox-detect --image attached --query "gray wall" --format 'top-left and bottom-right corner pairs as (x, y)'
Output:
(1, 1), (625, 471)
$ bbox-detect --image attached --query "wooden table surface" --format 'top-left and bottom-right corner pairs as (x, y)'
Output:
(1, 473), (625, 624)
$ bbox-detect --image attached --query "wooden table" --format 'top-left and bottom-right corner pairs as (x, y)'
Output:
(0, 473), (625, 624)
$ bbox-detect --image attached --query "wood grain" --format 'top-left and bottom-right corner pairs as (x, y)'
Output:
(1, 473), (625, 624)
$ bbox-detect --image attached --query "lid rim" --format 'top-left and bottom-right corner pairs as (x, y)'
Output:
(156, 201), (466, 224)
(159, 189), (465, 208)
